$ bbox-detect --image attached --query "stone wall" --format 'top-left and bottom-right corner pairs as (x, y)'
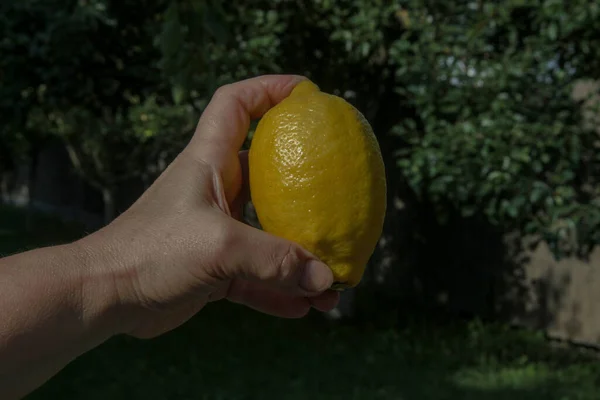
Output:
(500, 240), (600, 348)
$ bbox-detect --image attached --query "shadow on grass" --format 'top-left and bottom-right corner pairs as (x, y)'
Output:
(26, 302), (600, 400)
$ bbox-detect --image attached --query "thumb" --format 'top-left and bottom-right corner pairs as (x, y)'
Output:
(216, 219), (334, 296)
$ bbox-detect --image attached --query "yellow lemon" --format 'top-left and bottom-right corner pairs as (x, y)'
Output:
(248, 80), (386, 290)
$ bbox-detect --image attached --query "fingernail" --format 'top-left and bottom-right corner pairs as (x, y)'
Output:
(300, 260), (333, 293)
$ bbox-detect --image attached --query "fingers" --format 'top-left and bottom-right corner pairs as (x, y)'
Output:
(309, 290), (340, 312)
(184, 75), (306, 203)
(214, 218), (333, 297)
(227, 280), (311, 318)
(227, 280), (340, 318)
(189, 75), (306, 166)
(230, 150), (250, 220)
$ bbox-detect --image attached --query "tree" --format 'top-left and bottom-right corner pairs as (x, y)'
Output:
(154, 1), (600, 321)
(0, 0), (196, 224)
(2, 0), (599, 316)
(158, 0), (600, 259)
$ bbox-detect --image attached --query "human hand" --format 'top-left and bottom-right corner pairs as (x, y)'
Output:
(81, 75), (340, 339)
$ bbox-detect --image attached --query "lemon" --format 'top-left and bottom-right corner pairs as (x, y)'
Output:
(248, 80), (386, 290)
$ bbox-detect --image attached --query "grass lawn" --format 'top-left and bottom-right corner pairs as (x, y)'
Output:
(2, 205), (599, 400)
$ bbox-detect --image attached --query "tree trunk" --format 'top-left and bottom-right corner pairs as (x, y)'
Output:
(102, 186), (117, 225)
(25, 147), (39, 232)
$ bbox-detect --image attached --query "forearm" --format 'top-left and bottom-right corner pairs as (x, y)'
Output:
(0, 240), (119, 399)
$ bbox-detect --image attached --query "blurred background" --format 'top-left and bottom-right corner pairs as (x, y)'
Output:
(2, 0), (600, 398)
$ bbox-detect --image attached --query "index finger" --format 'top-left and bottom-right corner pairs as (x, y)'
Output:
(189, 74), (307, 165)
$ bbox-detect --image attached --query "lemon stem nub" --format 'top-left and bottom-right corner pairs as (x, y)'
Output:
(330, 282), (350, 291)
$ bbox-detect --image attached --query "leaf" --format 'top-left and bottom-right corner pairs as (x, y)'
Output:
(171, 85), (186, 105)
(202, 1), (230, 43)
(548, 22), (558, 40)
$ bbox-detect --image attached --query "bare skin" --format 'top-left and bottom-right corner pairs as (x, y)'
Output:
(0, 75), (340, 399)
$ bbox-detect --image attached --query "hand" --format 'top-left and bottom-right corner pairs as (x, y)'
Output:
(81, 75), (340, 339)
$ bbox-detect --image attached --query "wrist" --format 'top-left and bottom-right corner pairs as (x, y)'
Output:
(69, 234), (130, 338)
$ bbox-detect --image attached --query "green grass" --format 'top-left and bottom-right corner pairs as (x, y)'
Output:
(2, 205), (599, 400)
(0, 204), (85, 255)
(24, 304), (600, 400)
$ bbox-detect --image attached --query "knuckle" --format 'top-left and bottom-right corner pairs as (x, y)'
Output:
(268, 243), (299, 282)
(213, 83), (233, 99)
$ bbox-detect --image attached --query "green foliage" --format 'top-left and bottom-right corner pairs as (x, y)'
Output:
(0, 0), (196, 220)
(1, 0), (599, 255)
(127, 96), (198, 175)
(387, 0), (600, 257)
(160, 0), (600, 258)
(0, 1), (55, 163)
(156, 0), (287, 107)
